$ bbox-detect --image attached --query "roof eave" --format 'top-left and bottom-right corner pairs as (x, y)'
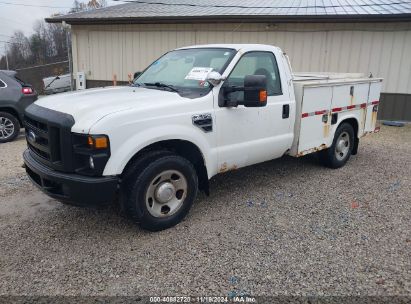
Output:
(45, 14), (411, 25)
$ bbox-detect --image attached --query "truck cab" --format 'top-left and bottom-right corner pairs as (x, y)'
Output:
(23, 44), (381, 231)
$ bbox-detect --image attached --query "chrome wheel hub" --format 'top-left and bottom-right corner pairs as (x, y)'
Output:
(155, 182), (176, 204)
(335, 131), (350, 161)
(0, 117), (14, 139)
(145, 170), (187, 218)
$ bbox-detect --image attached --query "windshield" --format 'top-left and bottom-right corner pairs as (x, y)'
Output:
(134, 48), (236, 94)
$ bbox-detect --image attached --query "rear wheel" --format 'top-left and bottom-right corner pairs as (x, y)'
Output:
(0, 112), (20, 143)
(319, 122), (355, 169)
(121, 153), (198, 231)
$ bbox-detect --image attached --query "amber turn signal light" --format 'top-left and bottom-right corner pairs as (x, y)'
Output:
(259, 90), (267, 102)
(88, 135), (108, 149)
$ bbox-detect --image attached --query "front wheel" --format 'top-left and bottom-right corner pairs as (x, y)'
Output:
(319, 122), (355, 169)
(0, 112), (20, 143)
(121, 153), (198, 231)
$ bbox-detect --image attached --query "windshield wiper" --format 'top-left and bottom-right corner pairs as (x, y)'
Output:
(143, 82), (179, 93)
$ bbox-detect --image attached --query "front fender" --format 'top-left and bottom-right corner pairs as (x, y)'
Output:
(102, 124), (217, 178)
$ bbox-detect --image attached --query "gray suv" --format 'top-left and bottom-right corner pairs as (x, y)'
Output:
(0, 70), (38, 143)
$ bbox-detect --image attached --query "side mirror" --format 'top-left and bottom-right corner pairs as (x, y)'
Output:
(243, 75), (267, 107)
(134, 71), (142, 79)
(206, 71), (225, 86)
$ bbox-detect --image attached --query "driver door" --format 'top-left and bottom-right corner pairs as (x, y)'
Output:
(214, 51), (292, 172)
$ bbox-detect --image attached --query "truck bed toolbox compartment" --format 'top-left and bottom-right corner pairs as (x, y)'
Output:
(290, 73), (382, 157)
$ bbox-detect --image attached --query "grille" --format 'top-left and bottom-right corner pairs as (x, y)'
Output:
(24, 104), (75, 173)
(25, 117), (61, 163)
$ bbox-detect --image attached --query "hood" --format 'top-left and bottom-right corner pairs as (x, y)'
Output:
(35, 86), (184, 132)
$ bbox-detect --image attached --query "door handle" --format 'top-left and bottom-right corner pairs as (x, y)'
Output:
(282, 104), (290, 119)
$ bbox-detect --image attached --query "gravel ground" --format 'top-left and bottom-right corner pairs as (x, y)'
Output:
(0, 125), (410, 297)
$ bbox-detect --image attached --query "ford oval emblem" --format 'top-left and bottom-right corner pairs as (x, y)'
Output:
(28, 130), (37, 143)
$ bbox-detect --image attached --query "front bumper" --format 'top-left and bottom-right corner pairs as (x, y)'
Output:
(23, 149), (118, 207)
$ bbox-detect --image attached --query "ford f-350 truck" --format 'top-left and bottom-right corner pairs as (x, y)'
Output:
(23, 44), (382, 231)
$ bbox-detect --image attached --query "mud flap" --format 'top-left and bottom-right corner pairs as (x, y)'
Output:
(197, 163), (210, 196)
(352, 137), (359, 155)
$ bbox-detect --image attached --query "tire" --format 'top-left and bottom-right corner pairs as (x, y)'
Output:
(121, 152), (198, 231)
(0, 112), (20, 143)
(319, 122), (355, 169)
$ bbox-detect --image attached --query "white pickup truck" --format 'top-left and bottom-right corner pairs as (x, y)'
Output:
(23, 44), (382, 231)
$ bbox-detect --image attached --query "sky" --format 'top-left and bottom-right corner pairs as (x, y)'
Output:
(0, 0), (121, 55)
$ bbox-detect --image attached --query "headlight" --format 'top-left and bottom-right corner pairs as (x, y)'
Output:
(72, 133), (111, 176)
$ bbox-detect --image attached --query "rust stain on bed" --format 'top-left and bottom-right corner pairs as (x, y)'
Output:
(360, 107), (367, 128)
(323, 124), (330, 138)
(297, 144), (328, 157)
(371, 111), (377, 127)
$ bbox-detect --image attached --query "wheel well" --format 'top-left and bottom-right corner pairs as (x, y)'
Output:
(339, 118), (358, 136)
(338, 117), (359, 155)
(124, 140), (209, 195)
(0, 107), (22, 125)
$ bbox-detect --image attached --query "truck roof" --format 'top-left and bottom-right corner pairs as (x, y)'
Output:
(177, 44), (281, 52)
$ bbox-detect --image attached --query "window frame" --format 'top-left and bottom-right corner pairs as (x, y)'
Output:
(0, 79), (7, 88)
(223, 50), (283, 97)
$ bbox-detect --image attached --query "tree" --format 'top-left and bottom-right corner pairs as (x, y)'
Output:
(88, 0), (107, 9)
(0, 0), (107, 70)
(70, 0), (86, 13)
(70, 0), (107, 12)
(10, 31), (31, 60)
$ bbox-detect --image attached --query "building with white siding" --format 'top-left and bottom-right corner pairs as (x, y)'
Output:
(47, 0), (411, 120)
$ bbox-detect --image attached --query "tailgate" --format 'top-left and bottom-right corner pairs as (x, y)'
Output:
(364, 81), (382, 133)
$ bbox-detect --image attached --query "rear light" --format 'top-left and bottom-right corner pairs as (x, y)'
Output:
(22, 87), (33, 95)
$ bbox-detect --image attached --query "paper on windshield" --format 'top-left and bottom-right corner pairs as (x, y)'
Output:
(185, 67), (213, 81)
